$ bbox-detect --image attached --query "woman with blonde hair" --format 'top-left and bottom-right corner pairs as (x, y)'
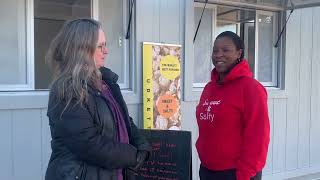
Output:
(45, 18), (150, 180)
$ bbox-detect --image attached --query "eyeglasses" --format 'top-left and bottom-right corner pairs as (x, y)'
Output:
(97, 42), (107, 52)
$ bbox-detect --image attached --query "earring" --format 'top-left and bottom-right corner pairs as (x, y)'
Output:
(237, 58), (241, 63)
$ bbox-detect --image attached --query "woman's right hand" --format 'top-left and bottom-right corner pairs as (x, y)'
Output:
(133, 150), (149, 170)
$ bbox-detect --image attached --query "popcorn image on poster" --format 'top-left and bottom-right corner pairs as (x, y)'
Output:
(143, 42), (182, 130)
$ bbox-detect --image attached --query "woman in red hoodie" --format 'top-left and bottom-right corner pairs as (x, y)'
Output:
(196, 31), (270, 180)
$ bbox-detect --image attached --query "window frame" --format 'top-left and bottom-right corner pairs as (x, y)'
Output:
(0, 0), (136, 98)
(193, 2), (216, 89)
(255, 10), (279, 87)
(93, 0), (139, 103)
(184, 0), (286, 101)
(0, 0), (34, 91)
(93, 0), (132, 90)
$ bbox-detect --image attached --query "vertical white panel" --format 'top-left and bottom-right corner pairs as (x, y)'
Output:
(180, 101), (199, 180)
(184, 0), (199, 101)
(0, 110), (13, 180)
(159, 0), (180, 44)
(41, 109), (51, 179)
(127, 104), (142, 128)
(135, 0), (162, 107)
(12, 109), (42, 180)
(179, 0), (184, 50)
(310, 7), (320, 167)
(285, 8), (301, 171)
(298, 8), (313, 168)
(264, 99), (274, 174)
(136, 0), (160, 42)
(272, 99), (287, 173)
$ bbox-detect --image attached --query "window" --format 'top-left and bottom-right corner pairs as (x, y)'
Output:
(34, 0), (131, 90)
(193, 2), (282, 87)
(99, 0), (131, 89)
(0, 0), (30, 91)
(34, 0), (91, 89)
(193, 4), (215, 87)
(0, 0), (132, 91)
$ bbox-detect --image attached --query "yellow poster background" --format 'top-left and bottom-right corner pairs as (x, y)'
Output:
(143, 42), (182, 130)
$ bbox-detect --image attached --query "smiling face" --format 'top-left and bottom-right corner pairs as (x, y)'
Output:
(212, 36), (242, 76)
(93, 29), (108, 68)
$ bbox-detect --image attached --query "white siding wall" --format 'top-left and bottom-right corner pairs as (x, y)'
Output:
(0, 108), (50, 180)
(1, 1), (320, 180)
(264, 7), (320, 179)
(0, 1), (185, 179)
(310, 7), (320, 168)
(182, 3), (320, 180)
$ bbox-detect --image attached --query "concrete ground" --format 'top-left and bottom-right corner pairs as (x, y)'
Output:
(285, 172), (320, 180)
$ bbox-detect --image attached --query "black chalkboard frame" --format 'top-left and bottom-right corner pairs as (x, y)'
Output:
(126, 129), (192, 180)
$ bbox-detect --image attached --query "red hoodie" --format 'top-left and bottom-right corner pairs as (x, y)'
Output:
(196, 60), (270, 180)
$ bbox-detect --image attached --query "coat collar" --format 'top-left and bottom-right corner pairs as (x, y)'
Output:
(99, 67), (118, 84)
(86, 67), (119, 96)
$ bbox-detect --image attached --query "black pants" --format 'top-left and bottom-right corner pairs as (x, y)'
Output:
(199, 165), (262, 180)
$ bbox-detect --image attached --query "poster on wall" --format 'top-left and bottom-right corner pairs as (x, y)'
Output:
(143, 42), (182, 130)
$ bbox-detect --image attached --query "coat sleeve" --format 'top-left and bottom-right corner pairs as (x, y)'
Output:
(236, 81), (270, 180)
(128, 117), (152, 152)
(53, 100), (138, 169)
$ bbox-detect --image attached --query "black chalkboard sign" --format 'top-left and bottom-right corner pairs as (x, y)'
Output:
(127, 129), (192, 180)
